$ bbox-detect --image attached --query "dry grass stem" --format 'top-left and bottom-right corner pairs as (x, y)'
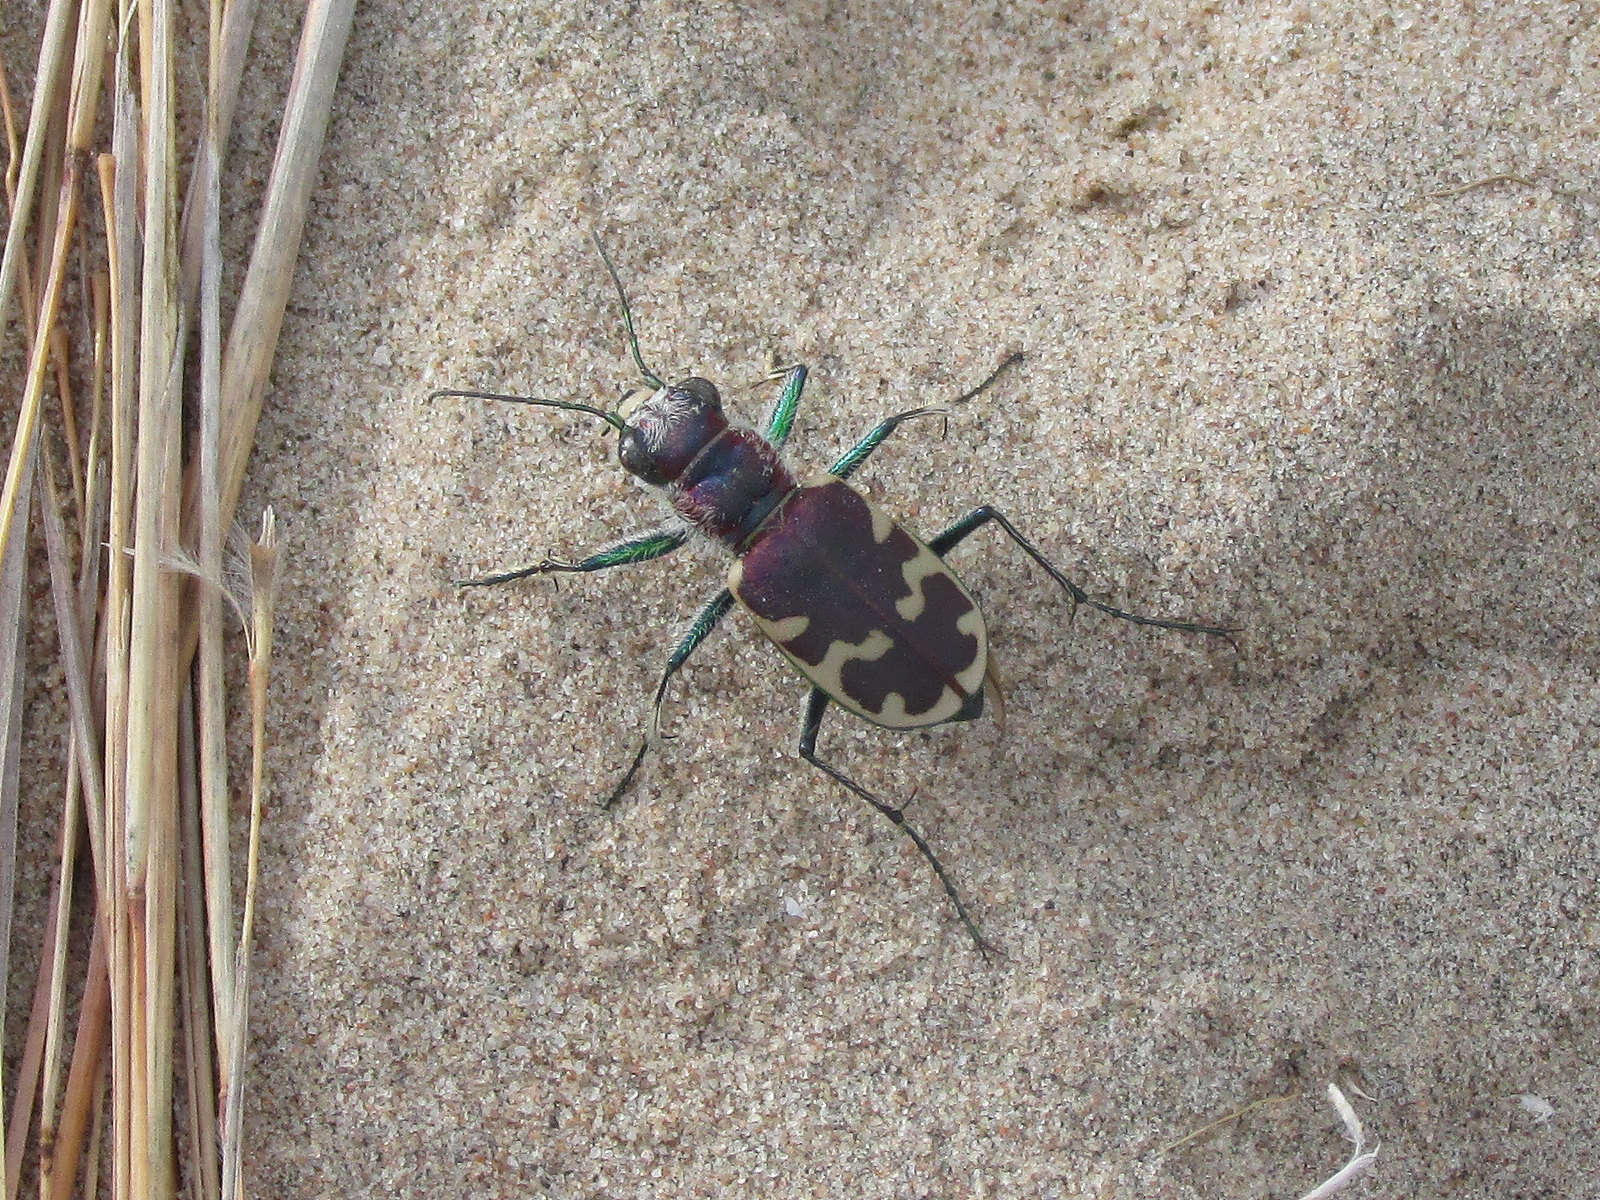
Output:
(8, 877), (58, 1200)
(220, 512), (279, 1200)
(0, 441), (34, 1194)
(3, 0), (347, 1193)
(0, 0), (77, 334)
(126, 3), (182, 1193)
(101, 61), (139, 1193)
(25, 457), (91, 1200)
(195, 6), (235, 1066)
(196, 0), (357, 537)
(177, 696), (221, 1200)
(49, 931), (110, 1200)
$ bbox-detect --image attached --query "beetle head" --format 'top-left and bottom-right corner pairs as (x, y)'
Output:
(617, 377), (726, 485)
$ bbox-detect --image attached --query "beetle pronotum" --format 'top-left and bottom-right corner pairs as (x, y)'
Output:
(437, 236), (1234, 954)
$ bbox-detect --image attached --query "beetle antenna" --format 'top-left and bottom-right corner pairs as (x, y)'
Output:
(592, 232), (667, 391)
(428, 388), (628, 434)
(950, 350), (1025, 406)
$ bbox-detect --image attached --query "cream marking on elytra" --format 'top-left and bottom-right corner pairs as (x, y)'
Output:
(729, 558), (905, 718)
(763, 614), (811, 642)
(894, 541), (948, 622)
(953, 607), (988, 696)
(862, 488), (897, 544)
(799, 629), (895, 703)
(878, 683), (964, 727)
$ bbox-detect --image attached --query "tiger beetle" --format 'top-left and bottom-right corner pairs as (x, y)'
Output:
(436, 235), (1235, 955)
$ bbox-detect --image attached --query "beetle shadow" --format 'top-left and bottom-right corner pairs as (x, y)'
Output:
(1003, 298), (1599, 835)
(1097, 300), (1600, 1198)
(1252, 301), (1599, 763)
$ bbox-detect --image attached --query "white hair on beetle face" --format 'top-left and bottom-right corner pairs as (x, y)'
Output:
(619, 384), (701, 453)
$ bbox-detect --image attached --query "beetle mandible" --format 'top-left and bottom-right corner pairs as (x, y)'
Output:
(436, 235), (1235, 954)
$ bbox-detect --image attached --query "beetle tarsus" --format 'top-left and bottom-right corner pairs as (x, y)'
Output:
(603, 738), (650, 809)
(457, 555), (581, 588)
(949, 351), (1025, 406)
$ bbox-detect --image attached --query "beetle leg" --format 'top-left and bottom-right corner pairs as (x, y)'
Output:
(827, 406), (949, 480)
(603, 587), (736, 808)
(761, 364), (809, 447)
(828, 353), (1024, 481)
(798, 688), (998, 957)
(459, 523), (689, 587)
(928, 507), (1239, 646)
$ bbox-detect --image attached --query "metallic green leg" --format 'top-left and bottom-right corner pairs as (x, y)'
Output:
(762, 365), (808, 446)
(604, 586), (737, 807)
(459, 524), (689, 587)
(829, 353), (1024, 480)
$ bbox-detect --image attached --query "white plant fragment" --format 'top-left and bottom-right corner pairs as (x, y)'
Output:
(1514, 1094), (1555, 1125)
(1295, 1083), (1380, 1200)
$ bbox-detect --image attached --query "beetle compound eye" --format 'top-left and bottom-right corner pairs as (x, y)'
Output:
(618, 428), (668, 484)
(675, 377), (721, 411)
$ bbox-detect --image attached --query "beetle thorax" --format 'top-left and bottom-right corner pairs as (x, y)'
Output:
(617, 377), (797, 550)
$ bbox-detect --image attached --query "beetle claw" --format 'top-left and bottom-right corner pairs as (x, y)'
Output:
(603, 737), (650, 809)
(972, 932), (1006, 962)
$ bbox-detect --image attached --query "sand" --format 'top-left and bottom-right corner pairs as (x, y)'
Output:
(25, 2), (1600, 1196)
